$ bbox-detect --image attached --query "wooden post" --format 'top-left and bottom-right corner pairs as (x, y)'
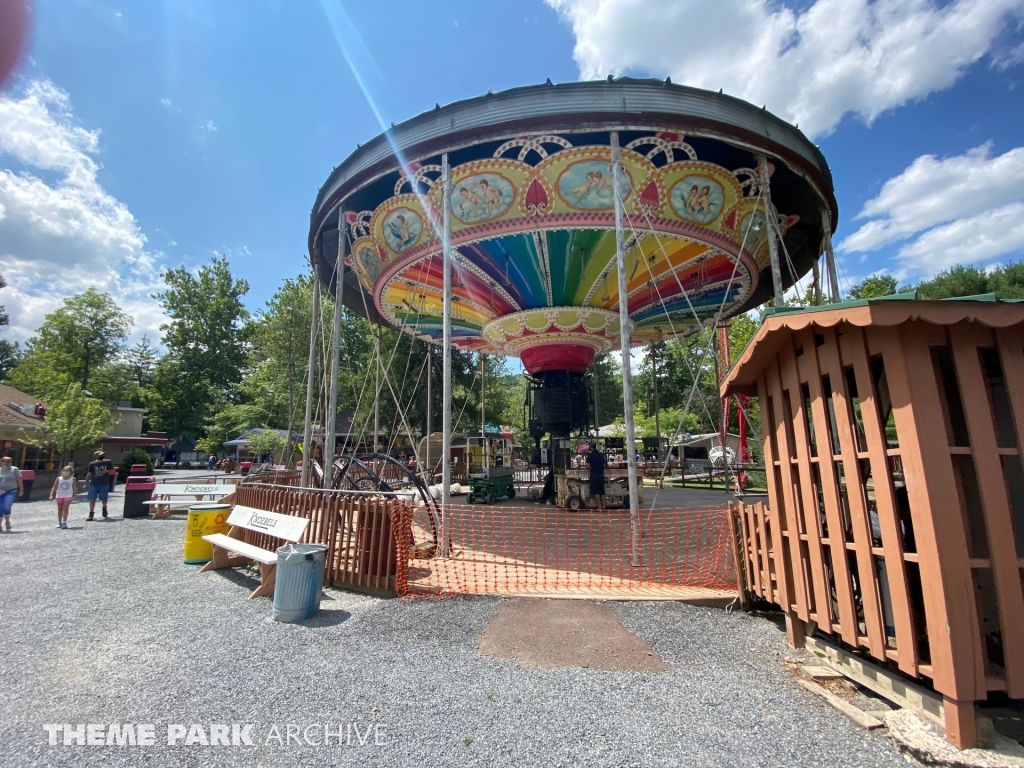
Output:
(944, 696), (978, 749)
(786, 611), (806, 649)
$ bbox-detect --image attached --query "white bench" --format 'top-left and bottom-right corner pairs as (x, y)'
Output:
(144, 483), (238, 519)
(199, 505), (310, 599)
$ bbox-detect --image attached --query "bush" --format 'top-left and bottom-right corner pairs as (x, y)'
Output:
(118, 447), (155, 480)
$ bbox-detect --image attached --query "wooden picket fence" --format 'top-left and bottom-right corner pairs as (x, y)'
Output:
(234, 484), (409, 596)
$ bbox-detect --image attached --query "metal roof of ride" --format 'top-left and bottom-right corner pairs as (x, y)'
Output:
(310, 78), (840, 332)
(310, 77), (837, 253)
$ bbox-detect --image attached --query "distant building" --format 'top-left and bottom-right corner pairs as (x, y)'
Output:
(0, 382), (49, 468)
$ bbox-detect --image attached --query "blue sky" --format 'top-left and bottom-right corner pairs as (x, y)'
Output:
(1, 0), (1023, 344)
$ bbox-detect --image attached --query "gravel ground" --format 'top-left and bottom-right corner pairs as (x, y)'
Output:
(0, 489), (909, 767)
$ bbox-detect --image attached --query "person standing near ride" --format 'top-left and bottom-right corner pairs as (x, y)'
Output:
(586, 443), (606, 510)
(0, 456), (24, 531)
(85, 450), (114, 520)
(49, 465), (77, 529)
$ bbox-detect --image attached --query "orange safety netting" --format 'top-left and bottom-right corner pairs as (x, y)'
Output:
(394, 503), (738, 599)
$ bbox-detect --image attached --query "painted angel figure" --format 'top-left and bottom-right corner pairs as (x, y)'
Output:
(475, 179), (504, 213)
(387, 214), (416, 249)
(458, 186), (486, 217)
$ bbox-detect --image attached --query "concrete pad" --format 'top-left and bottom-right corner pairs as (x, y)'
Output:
(477, 598), (668, 672)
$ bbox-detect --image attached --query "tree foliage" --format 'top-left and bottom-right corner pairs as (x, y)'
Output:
(246, 429), (287, 463)
(20, 384), (116, 464)
(7, 288), (133, 402)
(917, 263), (1024, 300)
(148, 256), (250, 438)
(0, 274), (18, 380)
(118, 447), (154, 479)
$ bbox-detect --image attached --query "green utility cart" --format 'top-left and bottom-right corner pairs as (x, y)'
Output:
(465, 434), (516, 504)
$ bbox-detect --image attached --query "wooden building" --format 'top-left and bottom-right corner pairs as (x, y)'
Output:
(720, 294), (1024, 748)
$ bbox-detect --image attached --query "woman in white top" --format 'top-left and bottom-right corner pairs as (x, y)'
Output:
(50, 465), (77, 529)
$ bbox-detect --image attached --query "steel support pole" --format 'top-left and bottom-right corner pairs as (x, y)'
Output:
(652, 336), (660, 460)
(439, 154), (453, 557)
(425, 341), (432, 484)
(373, 330), (381, 455)
(812, 260), (822, 305)
(480, 352), (486, 470)
(757, 155), (786, 307)
(611, 132), (642, 568)
(821, 208), (841, 303)
(323, 206), (346, 488)
(299, 270), (320, 488)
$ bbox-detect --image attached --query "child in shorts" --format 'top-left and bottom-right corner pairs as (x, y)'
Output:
(50, 465), (77, 529)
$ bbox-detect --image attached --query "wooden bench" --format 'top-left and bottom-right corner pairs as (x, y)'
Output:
(199, 505), (310, 599)
(144, 483), (238, 519)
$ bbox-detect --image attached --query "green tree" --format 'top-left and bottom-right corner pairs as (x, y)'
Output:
(8, 288), (132, 397)
(149, 256), (250, 438)
(986, 262), (1024, 299)
(847, 274), (909, 299)
(0, 339), (18, 381)
(246, 429), (287, 464)
(915, 262), (1024, 300)
(19, 384), (116, 466)
(0, 274), (18, 380)
(125, 335), (158, 390)
(118, 447), (155, 479)
(201, 403), (271, 456)
(591, 352), (624, 427)
(245, 275), (319, 462)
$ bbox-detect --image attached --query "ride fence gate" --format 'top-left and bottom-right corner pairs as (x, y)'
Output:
(721, 296), (1024, 749)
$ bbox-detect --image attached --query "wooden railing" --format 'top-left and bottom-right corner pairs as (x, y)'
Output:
(244, 469), (302, 486)
(233, 484), (409, 596)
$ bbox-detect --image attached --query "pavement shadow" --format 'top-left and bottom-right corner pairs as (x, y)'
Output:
(293, 607), (352, 628)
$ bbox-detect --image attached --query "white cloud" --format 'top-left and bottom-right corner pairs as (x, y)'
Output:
(160, 97), (172, 107)
(839, 143), (1024, 276)
(545, 0), (1024, 137)
(0, 79), (166, 343)
(896, 202), (1024, 271)
(199, 119), (217, 132)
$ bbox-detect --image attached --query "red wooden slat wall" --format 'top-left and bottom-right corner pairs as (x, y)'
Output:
(732, 319), (1024, 727)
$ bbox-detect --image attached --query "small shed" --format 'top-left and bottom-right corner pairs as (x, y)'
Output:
(721, 294), (1024, 748)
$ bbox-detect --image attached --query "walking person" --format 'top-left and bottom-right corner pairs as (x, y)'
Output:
(85, 451), (114, 520)
(50, 465), (76, 529)
(586, 442), (606, 510)
(0, 456), (24, 531)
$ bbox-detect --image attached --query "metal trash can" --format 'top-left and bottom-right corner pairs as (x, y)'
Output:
(16, 469), (34, 502)
(123, 475), (155, 518)
(272, 543), (328, 623)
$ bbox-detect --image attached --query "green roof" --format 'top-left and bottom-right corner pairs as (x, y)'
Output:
(759, 291), (1024, 321)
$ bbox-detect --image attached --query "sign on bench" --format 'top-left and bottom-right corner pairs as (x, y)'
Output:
(199, 505), (310, 600)
(161, 483), (238, 496)
(146, 484), (237, 519)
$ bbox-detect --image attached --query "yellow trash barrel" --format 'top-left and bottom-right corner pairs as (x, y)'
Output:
(184, 502), (231, 564)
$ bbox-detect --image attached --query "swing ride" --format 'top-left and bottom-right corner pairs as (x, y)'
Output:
(304, 79), (838, 544)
